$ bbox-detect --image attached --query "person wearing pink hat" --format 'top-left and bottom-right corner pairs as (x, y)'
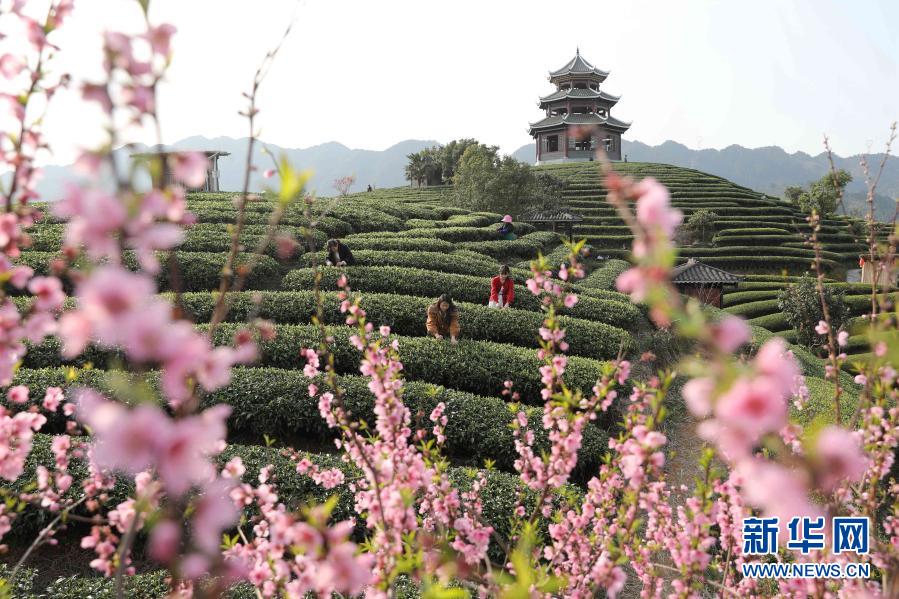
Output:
(498, 214), (517, 241)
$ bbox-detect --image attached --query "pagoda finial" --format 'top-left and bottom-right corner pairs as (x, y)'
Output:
(576, 46), (580, 56)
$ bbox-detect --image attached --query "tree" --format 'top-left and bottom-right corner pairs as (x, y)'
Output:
(452, 144), (498, 211)
(784, 185), (804, 205)
(333, 175), (355, 196)
(793, 169), (853, 216)
(404, 153), (424, 187)
(777, 275), (850, 348)
(684, 209), (717, 245)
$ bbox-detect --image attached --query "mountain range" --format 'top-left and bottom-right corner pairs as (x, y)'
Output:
(33, 135), (897, 218)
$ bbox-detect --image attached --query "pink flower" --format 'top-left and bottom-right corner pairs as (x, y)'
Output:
(711, 315), (750, 353)
(837, 330), (849, 347)
(263, 169), (276, 179)
(145, 23), (176, 56)
(0, 54), (24, 79)
(615, 267), (649, 302)
(148, 519), (181, 563)
(814, 320), (829, 335)
(42, 387), (64, 412)
(191, 478), (238, 553)
(715, 376), (787, 439)
(682, 377), (713, 418)
(170, 152), (209, 188)
(27, 276), (65, 311)
(814, 426), (868, 491)
(7, 385), (28, 405)
(634, 178), (682, 237)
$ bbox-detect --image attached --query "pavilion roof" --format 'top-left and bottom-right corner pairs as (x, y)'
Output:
(539, 87), (620, 106)
(549, 51), (610, 80)
(528, 112), (631, 134)
(671, 259), (743, 285)
(520, 210), (584, 224)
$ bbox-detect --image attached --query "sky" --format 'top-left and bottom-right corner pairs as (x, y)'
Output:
(6, 0), (899, 164)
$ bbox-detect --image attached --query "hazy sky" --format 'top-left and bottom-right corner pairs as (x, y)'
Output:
(11, 0), (899, 164)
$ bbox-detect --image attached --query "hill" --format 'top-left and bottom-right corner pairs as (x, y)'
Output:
(515, 140), (898, 219)
(4, 161), (862, 593)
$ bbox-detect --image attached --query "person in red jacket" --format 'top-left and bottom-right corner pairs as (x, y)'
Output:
(489, 265), (515, 308)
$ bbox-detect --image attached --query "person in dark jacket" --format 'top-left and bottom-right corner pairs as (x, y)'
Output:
(489, 265), (515, 308)
(498, 214), (517, 240)
(426, 294), (459, 344)
(325, 239), (355, 266)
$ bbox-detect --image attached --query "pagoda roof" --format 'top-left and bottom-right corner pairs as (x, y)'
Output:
(671, 259), (743, 285)
(549, 50), (610, 81)
(539, 87), (620, 107)
(528, 112), (631, 135)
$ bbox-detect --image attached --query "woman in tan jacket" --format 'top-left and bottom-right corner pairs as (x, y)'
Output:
(426, 294), (460, 344)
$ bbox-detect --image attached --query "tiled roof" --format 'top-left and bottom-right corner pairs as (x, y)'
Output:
(520, 210), (584, 223)
(549, 51), (610, 79)
(528, 112), (631, 133)
(539, 87), (621, 105)
(671, 259), (744, 285)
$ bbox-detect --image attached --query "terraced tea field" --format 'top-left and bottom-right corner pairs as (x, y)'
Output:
(3, 161), (865, 594)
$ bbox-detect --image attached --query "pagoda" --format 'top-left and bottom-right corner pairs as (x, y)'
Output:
(529, 49), (630, 163)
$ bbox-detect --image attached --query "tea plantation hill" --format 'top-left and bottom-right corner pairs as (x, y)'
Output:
(1, 161), (864, 595)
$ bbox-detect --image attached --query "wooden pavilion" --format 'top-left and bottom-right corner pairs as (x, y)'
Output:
(520, 210), (584, 242)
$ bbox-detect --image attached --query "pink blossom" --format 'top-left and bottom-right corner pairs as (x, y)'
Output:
(7, 386), (28, 405)
(170, 152), (209, 188)
(683, 377), (713, 418)
(711, 315), (751, 353)
(148, 519), (181, 563)
(634, 177), (682, 237)
(715, 376), (787, 440)
(42, 387), (64, 412)
(815, 320), (829, 335)
(0, 54), (24, 79)
(263, 169), (276, 179)
(145, 23), (177, 56)
(814, 426), (868, 491)
(27, 276), (65, 311)
(837, 330), (849, 347)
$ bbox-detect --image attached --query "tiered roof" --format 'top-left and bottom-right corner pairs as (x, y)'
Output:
(529, 113), (631, 134)
(538, 87), (620, 108)
(549, 49), (609, 83)
(530, 50), (630, 138)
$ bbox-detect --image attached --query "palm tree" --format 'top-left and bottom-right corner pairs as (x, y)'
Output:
(405, 153), (424, 187)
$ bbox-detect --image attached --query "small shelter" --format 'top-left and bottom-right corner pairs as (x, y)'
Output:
(520, 210), (584, 242)
(131, 150), (230, 192)
(671, 258), (743, 307)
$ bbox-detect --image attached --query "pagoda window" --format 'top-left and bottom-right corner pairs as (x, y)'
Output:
(589, 83), (598, 91)
(572, 106), (589, 114)
(604, 137), (615, 152)
(560, 84), (571, 91)
(597, 107), (608, 118)
(574, 82), (587, 89)
(546, 135), (559, 153)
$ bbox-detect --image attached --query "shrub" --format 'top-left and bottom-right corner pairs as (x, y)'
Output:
(455, 231), (560, 261)
(22, 323), (611, 405)
(581, 259), (630, 290)
(777, 276), (850, 348)
(168, 290), (628, 359)
(299, 249), (500, 278)
(15, 251), (282, 291)
(333, 236), (455, 254)
(281, 267), (643, 328)
(8, 367), (611, 476)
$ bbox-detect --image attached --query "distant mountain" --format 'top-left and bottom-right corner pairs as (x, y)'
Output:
(34, 136), (898, 219)
(33, 136), (438, 201)
(514, 140), (899, 219)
